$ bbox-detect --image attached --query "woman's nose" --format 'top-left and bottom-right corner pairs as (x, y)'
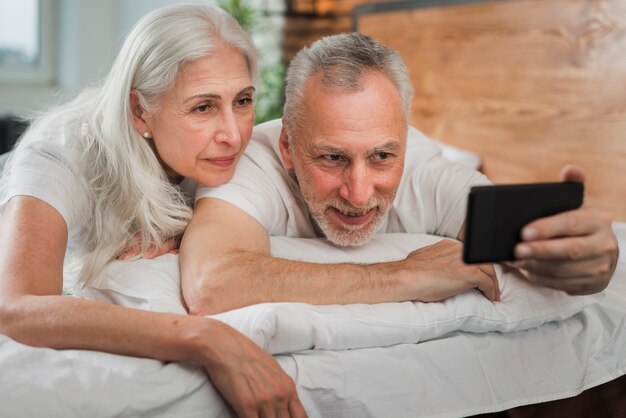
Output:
(215, 110), (242, 146)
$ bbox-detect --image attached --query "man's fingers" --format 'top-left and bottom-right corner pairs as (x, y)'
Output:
(514, 255), (612, 278)
(559, 165), (585, 183)
(520, 206), (606, 243)
(476, 263), (497, 281)
(473, 269), (500, 302)
(524, 273), (608, 295)
(475, 281), (496, 301)
(515, 233), (610, 261)
(475, 263), (500, 301)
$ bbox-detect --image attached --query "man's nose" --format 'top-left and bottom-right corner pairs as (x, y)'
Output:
(339, 162), (374, 208)
(215, 109), (242, 147)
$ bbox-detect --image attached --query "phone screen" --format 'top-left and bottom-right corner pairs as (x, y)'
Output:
(463, 182), (584, 264)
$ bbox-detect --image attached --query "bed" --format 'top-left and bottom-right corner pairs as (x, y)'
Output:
(3, 0), (625, 415)
(1, 223), (625, 417)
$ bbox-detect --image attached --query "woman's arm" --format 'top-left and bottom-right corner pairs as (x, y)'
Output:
(0, 196), (306, 418)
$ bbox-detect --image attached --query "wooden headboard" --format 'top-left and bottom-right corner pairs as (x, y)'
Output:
(355, 0), (626, 221)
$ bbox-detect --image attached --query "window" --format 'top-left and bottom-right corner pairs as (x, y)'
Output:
(0, 0), (56, 84)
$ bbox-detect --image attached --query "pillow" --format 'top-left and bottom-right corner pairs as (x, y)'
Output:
(80, 234), (596, 355)
(78, 253), (187, 315)
(212, 234), (593, 354)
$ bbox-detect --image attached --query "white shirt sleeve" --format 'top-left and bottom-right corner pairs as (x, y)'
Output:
(195, 141), (291, 235)
(0, 142), (90, 232)
(391, 128), (491, 238)
(414, 156), (491, 238)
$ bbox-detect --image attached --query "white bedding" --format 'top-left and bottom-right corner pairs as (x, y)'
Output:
(1, 223), (625, 417)
(214, 235), (595, 355)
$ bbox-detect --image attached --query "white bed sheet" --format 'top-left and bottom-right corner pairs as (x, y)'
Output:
(1, 223), (625, 418)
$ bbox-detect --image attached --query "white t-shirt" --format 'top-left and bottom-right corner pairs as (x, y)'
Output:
(0, 122), (196, 255)
(196, 119), (490, 239)
(0, 120), (92, 253)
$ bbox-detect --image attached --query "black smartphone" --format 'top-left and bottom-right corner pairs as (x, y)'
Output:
(463, 182), (584, 264)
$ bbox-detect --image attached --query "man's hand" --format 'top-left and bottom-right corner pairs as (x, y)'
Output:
(511, 166), (619, 295)
(401, 240), (501, 302)
(198, 320), (308, 418)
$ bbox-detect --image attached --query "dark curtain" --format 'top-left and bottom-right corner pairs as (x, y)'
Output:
(0, 115), (28, 154)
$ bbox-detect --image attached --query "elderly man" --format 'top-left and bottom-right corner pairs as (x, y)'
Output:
(180, 33), (618, 316)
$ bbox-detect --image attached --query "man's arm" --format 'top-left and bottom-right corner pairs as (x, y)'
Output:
(180, 198), (500, 316)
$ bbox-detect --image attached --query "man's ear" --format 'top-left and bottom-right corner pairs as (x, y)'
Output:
(279, 122), (294, 169)
(129, 90), (151, 138)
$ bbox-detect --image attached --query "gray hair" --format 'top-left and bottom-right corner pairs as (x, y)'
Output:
(3, 4), (258, 290)
(283, 32), (413, 142)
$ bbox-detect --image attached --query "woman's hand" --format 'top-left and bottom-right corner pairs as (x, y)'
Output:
(118, 234), (181, 260)
(193, 319), (308, 418)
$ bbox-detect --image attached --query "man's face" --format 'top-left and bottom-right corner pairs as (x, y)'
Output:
(280, 71), (407, 247)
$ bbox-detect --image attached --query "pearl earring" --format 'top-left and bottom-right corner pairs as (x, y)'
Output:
(143, 132), (151, 139)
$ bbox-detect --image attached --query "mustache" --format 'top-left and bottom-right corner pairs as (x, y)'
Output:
(328, 200), (381, 216)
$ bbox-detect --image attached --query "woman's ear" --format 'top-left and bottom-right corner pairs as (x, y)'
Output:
(278, 122), (294, 169)
(129, 90), (152, 138)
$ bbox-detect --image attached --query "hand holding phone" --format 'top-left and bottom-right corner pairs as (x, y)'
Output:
(463, 182), (584, 264)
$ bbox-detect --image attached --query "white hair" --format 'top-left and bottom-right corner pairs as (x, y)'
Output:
(2, 4), (258, 290)
(283, 32), (413, 143)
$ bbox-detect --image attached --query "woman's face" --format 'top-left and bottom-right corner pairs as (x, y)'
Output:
(140, 46), (255, 186)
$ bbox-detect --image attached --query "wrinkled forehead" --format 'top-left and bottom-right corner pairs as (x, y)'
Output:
(295, 71), (408, 150)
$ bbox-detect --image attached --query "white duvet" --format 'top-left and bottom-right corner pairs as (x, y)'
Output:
(214, 235), (595, 355)
(1, 225), (625, 418)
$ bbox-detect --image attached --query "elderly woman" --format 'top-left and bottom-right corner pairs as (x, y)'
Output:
(0, 5), (305, 418)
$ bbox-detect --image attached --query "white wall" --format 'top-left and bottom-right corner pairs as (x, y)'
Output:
(0, 0), (219, 119)
(118, 0), (215, 36)
(0, 0), (284, 119)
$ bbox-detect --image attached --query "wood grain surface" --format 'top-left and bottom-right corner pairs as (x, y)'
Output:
(282, 0), (398, 60)
(357, 0), (626, 221)
(282, 15), (352, 60)
(287, 0), (394, 15)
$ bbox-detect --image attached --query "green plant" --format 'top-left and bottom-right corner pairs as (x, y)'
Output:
(220, 0), (286, 123)
(219, 0), (258, 32)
